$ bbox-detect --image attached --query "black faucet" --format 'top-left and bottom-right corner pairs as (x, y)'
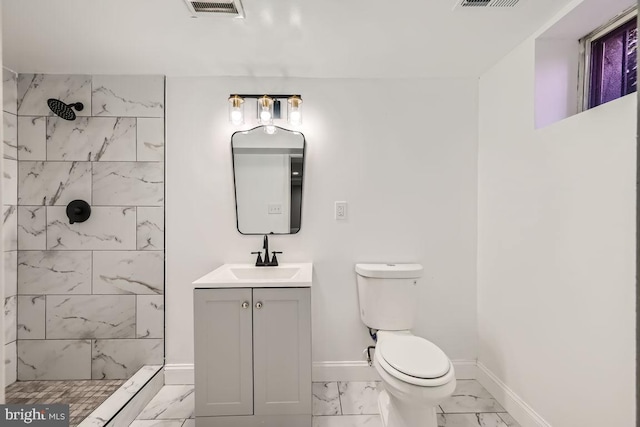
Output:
(251, 235), (282, 267)
(262, 234), (270, 265)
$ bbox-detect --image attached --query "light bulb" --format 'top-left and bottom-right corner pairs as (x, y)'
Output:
(260, 110), (272, 121)
(231, 109), (243, 125)
(289, 110), (301, 125)
(258, 96), (274, 125)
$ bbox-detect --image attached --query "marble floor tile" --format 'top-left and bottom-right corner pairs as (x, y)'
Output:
(497, 413), (520, 427)
(313, 382), (341, 416)
(141, 381), (518, 427)
(313, 415), (382, 427)
(81, 365), (162, 427)
(130, 421), (185, 427)
(338, 381), (380, 415)
(440, 380), (505, 414)
(137, 386), (194, 420)
(438, 413), (508, 427)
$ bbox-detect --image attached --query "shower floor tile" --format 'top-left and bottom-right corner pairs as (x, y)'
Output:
(6, 379), (125, 426)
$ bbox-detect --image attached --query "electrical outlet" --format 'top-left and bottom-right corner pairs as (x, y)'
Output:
(335, 201), (347, 220)
(268, 204), (282, 214)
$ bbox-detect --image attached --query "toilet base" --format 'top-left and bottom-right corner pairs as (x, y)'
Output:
(378, 389), (390, 426)
(377, 390), (438, 427)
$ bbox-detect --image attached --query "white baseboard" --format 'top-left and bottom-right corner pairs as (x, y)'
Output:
(450, 360), (477, 380)
(312, 361), (380, 382)
(165, 364), (195, 385)
(476, 362), (551, 427)
(167, 360), (478, 385)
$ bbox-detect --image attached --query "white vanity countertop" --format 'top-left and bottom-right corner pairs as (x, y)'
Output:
(193, 263), (313, 288)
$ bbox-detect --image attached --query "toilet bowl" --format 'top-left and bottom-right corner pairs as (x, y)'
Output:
(354, 263), (456, 427)
(373, 331), (455, 427)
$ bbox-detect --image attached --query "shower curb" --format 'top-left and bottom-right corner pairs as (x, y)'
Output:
(79, 365), (164, 427)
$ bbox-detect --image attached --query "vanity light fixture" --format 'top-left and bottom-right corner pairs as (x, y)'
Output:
(227, 94), (303, 126)
(228, 95), (245, 125)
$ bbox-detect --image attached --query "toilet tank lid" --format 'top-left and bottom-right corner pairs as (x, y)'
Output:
(355, 263), (423, 279)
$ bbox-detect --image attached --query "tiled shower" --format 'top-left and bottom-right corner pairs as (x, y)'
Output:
(3, 70), (165, 384)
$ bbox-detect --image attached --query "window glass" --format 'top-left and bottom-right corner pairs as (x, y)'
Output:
(626, 27), (637, 94)
(589, 18), (637, 108)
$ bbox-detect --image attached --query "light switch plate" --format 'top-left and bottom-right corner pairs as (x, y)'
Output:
(335, 201), (347, 220)
(268, 204), (282, 214)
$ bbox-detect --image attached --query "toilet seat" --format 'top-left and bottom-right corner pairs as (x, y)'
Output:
(376, 335), (455, 387)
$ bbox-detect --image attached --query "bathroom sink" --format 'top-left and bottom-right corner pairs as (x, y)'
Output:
(193, 263), (312, 288)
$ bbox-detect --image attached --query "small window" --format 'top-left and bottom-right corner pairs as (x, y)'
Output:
(580, 8), (637, 110)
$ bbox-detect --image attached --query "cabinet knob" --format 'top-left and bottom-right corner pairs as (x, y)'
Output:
(242, 301), (249, 309)
(255, 302), (263, 309)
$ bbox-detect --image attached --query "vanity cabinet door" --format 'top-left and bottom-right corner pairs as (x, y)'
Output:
(194, 288), (253, 417)
(252, 288), (311, 416)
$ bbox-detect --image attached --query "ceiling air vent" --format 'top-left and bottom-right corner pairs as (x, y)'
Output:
(182, 0), (245, 18)
(456, 0), (520, 8)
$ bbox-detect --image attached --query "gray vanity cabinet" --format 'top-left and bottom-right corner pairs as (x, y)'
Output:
(194, 287), (311, 427)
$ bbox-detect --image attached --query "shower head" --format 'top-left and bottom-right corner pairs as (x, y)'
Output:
(47, 98), (84, 121)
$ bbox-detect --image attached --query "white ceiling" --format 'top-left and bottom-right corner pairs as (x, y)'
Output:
(3, 0), (574, 78)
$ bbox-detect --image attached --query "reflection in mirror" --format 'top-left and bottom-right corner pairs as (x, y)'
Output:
(232, 126), (305, 234)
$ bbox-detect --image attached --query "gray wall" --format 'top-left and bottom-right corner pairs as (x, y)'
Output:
(14, 74), (165, 380)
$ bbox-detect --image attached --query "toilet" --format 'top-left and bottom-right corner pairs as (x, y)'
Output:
(355, 263), (456, 427)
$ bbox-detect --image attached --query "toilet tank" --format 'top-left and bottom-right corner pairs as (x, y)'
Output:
(355, 263), (423, 331)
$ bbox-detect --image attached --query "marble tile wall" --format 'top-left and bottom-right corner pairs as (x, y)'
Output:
(14, 74), (165, 381)
(4, 67), (18, 386)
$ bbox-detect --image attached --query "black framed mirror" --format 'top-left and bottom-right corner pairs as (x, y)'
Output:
(231, 126), (305, 234)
